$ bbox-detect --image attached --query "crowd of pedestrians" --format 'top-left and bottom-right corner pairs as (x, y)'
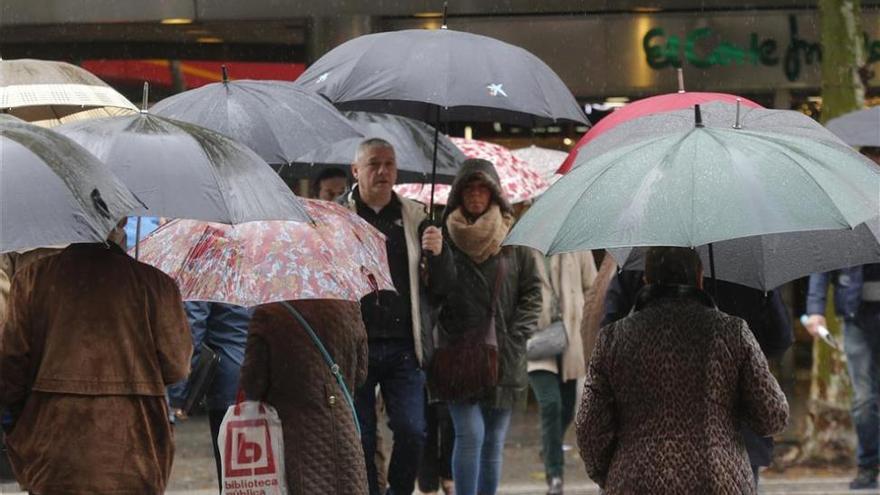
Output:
(5, 136), (880, 495)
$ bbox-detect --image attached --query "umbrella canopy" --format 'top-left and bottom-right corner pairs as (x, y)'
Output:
(609, 221), (880, 291)
(511, 145), (567, 184)
(557, 92), (762, 174)
(0, 115), (141, 253)
(55, 112), (309, 224)
(150, 78), (364, 165)
(826, 106), (880, 147)
(394, 137), (549, 205)
(136, 199), (394, 306)
(290, 111), (465, 183)
(295, 28), (587, 127)
(0, 59), (138, 127)
(506, 102), (880, 255)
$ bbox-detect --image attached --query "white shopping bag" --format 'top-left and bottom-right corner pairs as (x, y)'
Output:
(218, 400), (288, 495)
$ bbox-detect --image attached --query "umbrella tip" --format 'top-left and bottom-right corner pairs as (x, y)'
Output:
(733, 98), (743, 130)
(677, 68), (685, 93)
(694, 104), (704, 128)
(141, 82), (149, 113)
(442, 1), (448, 29)
(221, 65), (229, 84)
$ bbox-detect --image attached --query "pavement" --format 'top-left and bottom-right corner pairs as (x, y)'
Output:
(0, 406), (874, 494)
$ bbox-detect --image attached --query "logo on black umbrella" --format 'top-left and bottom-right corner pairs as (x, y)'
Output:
(487, 83), (508, 97)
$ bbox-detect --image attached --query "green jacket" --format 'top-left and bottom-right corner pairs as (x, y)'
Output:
(439, 244), (543, 409)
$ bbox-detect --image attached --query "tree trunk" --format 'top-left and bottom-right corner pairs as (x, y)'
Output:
(798, 0), (865, 464)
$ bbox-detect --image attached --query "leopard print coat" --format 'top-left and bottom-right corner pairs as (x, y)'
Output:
(576, 292), (788, 494)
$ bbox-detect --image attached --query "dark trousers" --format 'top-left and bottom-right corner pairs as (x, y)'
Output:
(209, 408), (226, 491)
(355, 340), (427, 495)
(418, 400), (455, 492)
(528, 370), (577, 478)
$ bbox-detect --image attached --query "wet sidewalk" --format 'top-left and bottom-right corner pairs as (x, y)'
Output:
(0, 407), (870, 494)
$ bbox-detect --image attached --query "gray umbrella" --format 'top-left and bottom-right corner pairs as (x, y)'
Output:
(290, 111), (465, 183)
(826, 106), (880, 147)
(55, 112), (309, 224)
(295, 28), (587, 127)
(609, 220), (880, 291)
(150, 74), (363, 166)
(0, 115), (141, 253)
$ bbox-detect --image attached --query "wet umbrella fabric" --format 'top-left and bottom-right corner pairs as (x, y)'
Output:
(0, 115), (141, 253)
(511, 145), (567, 184)
(135, 199), (394, 306)
(825, 106), (880, 147)
(150, 80), (363, 166)
(55, 112), (309, 224)
(557, 92), (761, 174)
(394, 137), (548, 205)
(290, 111), (465, 183)
(506, 102), (880, 255)
(609, 220), (880, 291)
(295, 28), (587, 127)
(0, 59), (138, 127)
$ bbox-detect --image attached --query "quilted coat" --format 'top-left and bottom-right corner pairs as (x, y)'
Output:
(240, 300), (369, 495)
(576, 285), (789, 494)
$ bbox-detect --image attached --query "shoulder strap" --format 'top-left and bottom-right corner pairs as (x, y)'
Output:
(280, 301), (361, 437)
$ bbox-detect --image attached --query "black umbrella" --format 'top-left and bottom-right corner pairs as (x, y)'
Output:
(150, 68), (364, 166)
(290, 111), (465, 184)
(295, 10), (586, 212)
(295, 25), (586, 127)
(0, 115), (142, 253)
(55, 86), (309, 225)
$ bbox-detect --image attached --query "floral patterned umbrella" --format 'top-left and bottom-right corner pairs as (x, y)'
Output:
(136, 199), (394, 306)
(394, 137), (549, 205)
(511, 145), (567, 185)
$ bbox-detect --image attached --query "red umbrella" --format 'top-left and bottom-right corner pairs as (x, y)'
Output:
(136, 199), (394, 306)
(395, 137), (549, 205)
(557, 92), (763, 174)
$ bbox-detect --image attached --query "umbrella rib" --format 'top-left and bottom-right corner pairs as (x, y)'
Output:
(742, 130), (870, 227)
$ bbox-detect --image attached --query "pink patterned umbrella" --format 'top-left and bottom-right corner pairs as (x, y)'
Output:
(136, 199), (394, 306)
(394, 137), (549, 205)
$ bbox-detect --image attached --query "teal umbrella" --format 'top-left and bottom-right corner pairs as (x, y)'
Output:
(506, 102), (879, 255)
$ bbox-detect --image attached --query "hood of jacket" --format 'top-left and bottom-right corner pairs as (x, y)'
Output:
(443, 158), (512, 223)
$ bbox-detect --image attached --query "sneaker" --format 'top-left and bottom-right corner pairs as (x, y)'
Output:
(547, 476), (563, 495)
(850, 466), (879, 490)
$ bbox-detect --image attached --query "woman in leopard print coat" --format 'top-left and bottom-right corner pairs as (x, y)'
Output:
(575, 247), (788, 494)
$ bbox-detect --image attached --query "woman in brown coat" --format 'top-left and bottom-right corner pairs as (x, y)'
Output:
(576, 247), (788, 494)
(239, 299), (369, 494)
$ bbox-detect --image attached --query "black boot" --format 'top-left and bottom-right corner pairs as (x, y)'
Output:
(850, 466), (879, 490)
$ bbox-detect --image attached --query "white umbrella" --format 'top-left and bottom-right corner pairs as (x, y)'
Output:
(0, 59), (137, 127)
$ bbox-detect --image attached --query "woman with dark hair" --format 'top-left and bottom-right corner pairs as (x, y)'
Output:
(433, 158), (542, 495)
(576, 246), (789, 494)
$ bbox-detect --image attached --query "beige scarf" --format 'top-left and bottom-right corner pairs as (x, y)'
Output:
(446, 205), (514, 264)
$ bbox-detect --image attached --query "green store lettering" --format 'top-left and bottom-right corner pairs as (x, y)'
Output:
(643, 15), (880, 81)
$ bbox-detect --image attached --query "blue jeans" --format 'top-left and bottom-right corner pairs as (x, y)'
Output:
(355, 340), (427, 495)
(845, 315), (880, 468)
(448, 403), (513, 495)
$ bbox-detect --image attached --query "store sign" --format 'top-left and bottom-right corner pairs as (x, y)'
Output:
(643, 15), (880, 81)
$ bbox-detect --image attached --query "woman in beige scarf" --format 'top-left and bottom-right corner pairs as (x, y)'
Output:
(434, 158), (543, 495)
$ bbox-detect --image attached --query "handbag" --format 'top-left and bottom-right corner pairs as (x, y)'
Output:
(429, 257), (506, 401)
(219, 394), (288, 495)
(182, 343), (221, 415)
(527, 256), (569, 361)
